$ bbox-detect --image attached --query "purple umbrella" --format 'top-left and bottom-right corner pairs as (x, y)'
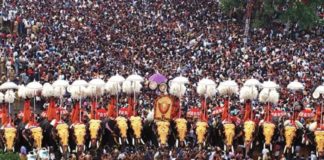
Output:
(149, 73), (167, 84)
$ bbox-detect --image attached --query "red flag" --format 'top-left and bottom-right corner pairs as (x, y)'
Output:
(200, 97), (208, 121)
(265, 103), (272, 122)
(90, 100), (97, 119)
(47, 98), (57, 121)
(23, 99), (31, 123)
(127, 97), (135, 117)
(171, 97), (180, 119)
(221, 98), (229, 121)
(243, 100), (252, 121)
(71, 102), (80, 123)
(97, 108), (108, 119)
(107, 96), (117, 118)
(1, 104), (8, 125)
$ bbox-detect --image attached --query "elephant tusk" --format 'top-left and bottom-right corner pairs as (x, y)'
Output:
(119, 138), (122, 145)
(68, 146), (71, 153)
(126, 139), (129, 144)
(132, 138), (135, 145)
(141, 139), (145, 144)
(283, 146), (286, 153)
(292, 147), (294, 154)
(158, 143), (160, 147)
(263, 143), (265, 150)
(232, 146), (234, 154)
(60, 146), (63, 153)
(176, 140), (178, 147)
(97, 141), (99, 149)
(4, 147), (6, 152)
(224, 145), (226, 152)
(89, 142), (91, 148)
(270, 144), (272, 151)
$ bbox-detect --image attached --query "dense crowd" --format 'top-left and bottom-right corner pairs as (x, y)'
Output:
(0, 0), (323, 159)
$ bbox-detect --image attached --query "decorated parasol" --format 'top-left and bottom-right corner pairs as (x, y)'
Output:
(68, 79), (88, 122)
(169, 75), (189, 118)
(52, 79), (69, 121)
(287, 80), (304, 124)
(187, 108), (201, 118)
(88, 78), (105, 119)
(0, 80), (19, 90)
(212, 107), (224, 115)
(149, 73), (167, 84)
(106, 74), (125, 117)
(298, 108), (315, 118)
(0, 80), (18, 117)
(123, 73), (144, 117)
(26, 80), (43, 113)
(271, 109), (287, 117)
(217, 79), (239, 122)
(196, 78), (217, 121)
(240, 78), (259, 121)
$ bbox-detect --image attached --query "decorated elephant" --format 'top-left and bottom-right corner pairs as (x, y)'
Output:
(88, 119), (102, 149)
(283, 125), (297, 153)
(2, 126), (17, 152)
(175, 118), (187, 147)
(262, 122), (276, 150)
(195, 121), (208, 148)
(115, 116), (129, 145)
(72, 123), (86, 153)
(314, 130), (324, 157)
(30, 127), (43, 150)
(243, 120), (256, 149)
(129, 116), (144, 145)
(223, 122), (235, 153)
(54, 123), (70, 156)
(155, 120), (170, 147)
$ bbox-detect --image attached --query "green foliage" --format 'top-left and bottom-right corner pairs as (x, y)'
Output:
(0, 151), (20, 160)
(220, 0), (245, 13)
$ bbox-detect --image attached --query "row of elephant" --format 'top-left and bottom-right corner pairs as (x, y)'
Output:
(0, 117), (323, 158)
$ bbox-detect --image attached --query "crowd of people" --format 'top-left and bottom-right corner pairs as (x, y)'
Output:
(0, 0), (323, 159)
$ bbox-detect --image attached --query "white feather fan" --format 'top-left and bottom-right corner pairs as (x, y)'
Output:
(196, 78), (217, 98)
(244, 78), (261, 87)
(308, 122), (317, 132)
(259, 88), (270, 103)
(122, 80), (133, 94)
(239, 86), (258, 100)
(262, 80), (279, 89)
(53, 87), (66, 98)
(169, 83), (186, 98)
(287, 80), (304, 91)
(105, 82), (121, 95)
(5, 90), (15, 103)
(18, 85), (27, 99)
(42, 83), (54, 97)
(268, 89), (279, 104)
(68, 86), (87, 99)
(217, 80), (238, 96)
(313, 85), (324, 99)
(0, 92), (4, 103)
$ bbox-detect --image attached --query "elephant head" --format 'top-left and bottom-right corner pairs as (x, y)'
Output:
(284, 126), (296, 149)
(156, 120), (170, 146)
(195, 121), (208, 145)
(30, 127), (43, 149)
(130, 116), (142, 139)
(315, 130), (324, 154)
(55, 123), (69, 147)
(175, 118), (187, 142)
(89, 119), (101, 140)
(262, 122), (275, 145)
(243, 121), (255, 144)
(223, 123), (235, 146)
(3, 127), (17, 151)
(73, 124), (86, 146)
(116, 116), (128, 139)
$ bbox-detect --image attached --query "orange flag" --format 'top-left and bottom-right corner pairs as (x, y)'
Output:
(127, 97), (135, 118)
(47, 98), (57, 121)
(221, 98), (229, 121)
(71, 102), (80, 123)
(107, 96), (117, 118)
(23, 99), (31, 123)
(243, 100), (252, 121)
(1, 104), (8, 125)
(90, 100), (97, 119)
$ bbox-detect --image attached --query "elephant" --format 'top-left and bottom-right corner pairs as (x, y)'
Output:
(129, 116), (144, 145)
(88, 119), (102, 149)
(262, 122), (276, 150)
(72, 123), (87, 154)
(174, 118), (187, 147)
(155, 120), (170, 147)
(2, 126), (17, 152)
(223, 122), (235, 153)
(283, 125), (297, 154)
(54, 123), (70, 157)
(30, 127), (43, 150)
(314, 130), (324, 157)
(243, 120), (256, 155)
(195, 121), (208, 148)
(115, 116), (129, 145)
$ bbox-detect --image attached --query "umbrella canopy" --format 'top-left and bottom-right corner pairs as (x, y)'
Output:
(108, 74), (125, 83)
(126, 74), (144, 82)
(171, 75), (189, 84)
(244, 78), (261, 87)
(313, 85), (324, 99)
(52, 79), (69, 88)
(89, 78), (106, 87)
(262, 80), (279, 89)
(287, 80), (304, 91)
(271, 110), (287, 117)
(26, 81), (43, 90)
(212, 107), (224, 115)
(149, 73), (167, 84)
(0, 81), (18, 90)
(71, 79), (88, 87)
(298, 108), (315, 118)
